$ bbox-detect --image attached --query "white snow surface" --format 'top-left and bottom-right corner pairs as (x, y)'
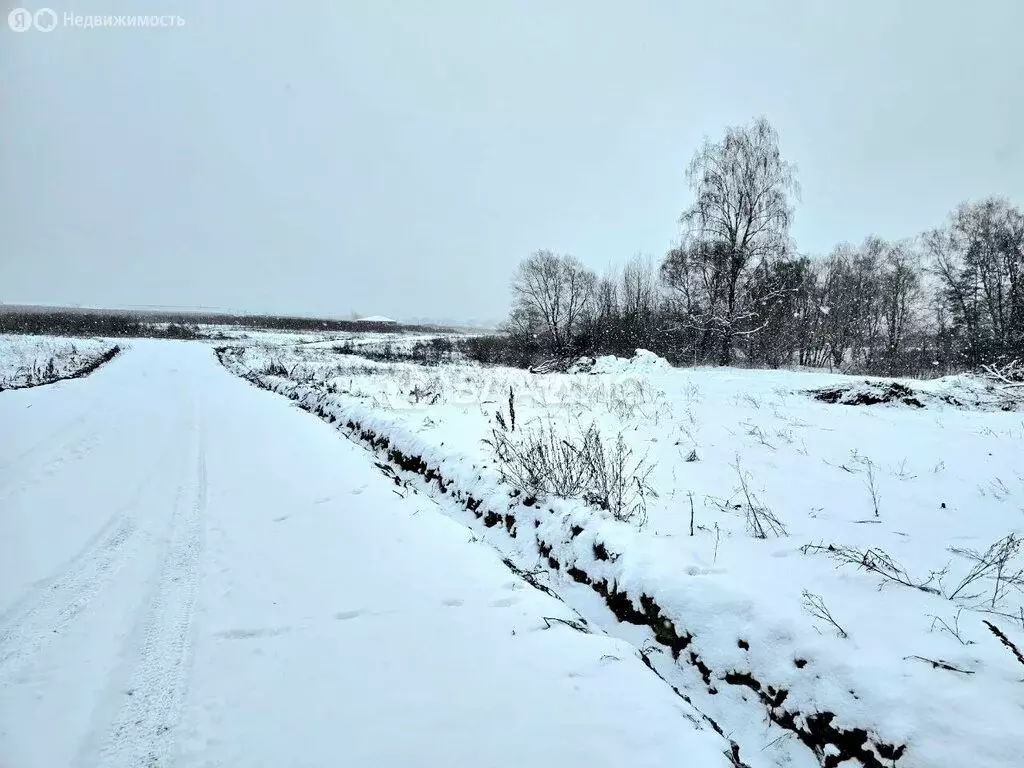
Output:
(0, 341), (734, 768)
(219, 341), (1024, 768)
(0, 334), (117, 390)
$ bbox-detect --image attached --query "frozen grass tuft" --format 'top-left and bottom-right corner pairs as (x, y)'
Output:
(485, 390), (656, 525)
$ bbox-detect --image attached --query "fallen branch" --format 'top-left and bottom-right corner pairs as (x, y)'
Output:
(902, 656), (974, 675)
(981, 359), (1024, 388)
(501, 557), (559, 599)
(541, 616), (590, 633)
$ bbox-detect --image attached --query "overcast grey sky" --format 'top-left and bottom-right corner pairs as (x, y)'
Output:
(2, 0), (1022, 323)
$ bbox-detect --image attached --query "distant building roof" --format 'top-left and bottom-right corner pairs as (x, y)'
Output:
(355, 315), (397, 323)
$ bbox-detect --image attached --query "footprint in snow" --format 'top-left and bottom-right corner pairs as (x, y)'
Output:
(489, 597), (518, 608)
(335, 609), (366, 621)
(441, 598), (464, 607)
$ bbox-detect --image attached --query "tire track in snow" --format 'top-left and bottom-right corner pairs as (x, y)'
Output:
(0, 426), (180, 683)
(0, 514), (138, 682)
(92, 422), (207, 768)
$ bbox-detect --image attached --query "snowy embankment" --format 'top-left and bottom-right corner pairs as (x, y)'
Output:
(219, 343), (1024, 768)
(0, 334), (121, 391)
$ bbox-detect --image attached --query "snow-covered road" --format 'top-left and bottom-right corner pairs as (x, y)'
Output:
(0, 341), (727, 768)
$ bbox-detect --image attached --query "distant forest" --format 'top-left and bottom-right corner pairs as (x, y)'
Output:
(483, 117), (1023, 378)
(0, 307), (440, 339)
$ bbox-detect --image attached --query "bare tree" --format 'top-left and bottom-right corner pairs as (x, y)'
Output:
(816, 247), (857, 370)
(594, 274), (619, 322)
(510, 250), (596, 353)
(510, 249), (561, 346)
(621, 254), (658, 321)
(881, 242), (923, 374)
(678, 117), (798, 364)
(504, 302), (544, 338)
(660, 243), (701, 319)
(660, 240), (732, 361)
(927, 198), (1024, 367)
(562, 256), (597, 349)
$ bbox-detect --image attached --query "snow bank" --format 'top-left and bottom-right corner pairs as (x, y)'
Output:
(0, 335), (120, 391)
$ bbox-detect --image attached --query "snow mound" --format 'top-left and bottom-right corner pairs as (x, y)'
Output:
(591, 349), (671, 374)
(920, 374), (1023, 411)
(812, 381), (926, 408)
(812, 375), (1023, 411)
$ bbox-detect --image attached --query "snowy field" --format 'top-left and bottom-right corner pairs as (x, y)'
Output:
(197, 324), (469, 353)
(221, 340), (1024, 768)
(0, 334), (120, 391)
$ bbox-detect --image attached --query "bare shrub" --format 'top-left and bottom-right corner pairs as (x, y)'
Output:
(774, 428), (795, 445)
(260, 358), (289, 377)
(928, 608), (974, 645)
(801, 590), (848, 638)
(803, 537), (1024, 622)
(741, 422), (776, 450)
(981, 477), (1012, 501)
(947, 534), (1024, 612)
(485, 390), (655, 525)
(731, 455), (787, 538)
(678, 407), (701, 448)
(593, 377), (672, 424)
(800, 543), (944, 595)
(485, 418), (582, 497)
(853, 454), (882, 517)
(580, 429), (656, 525)
(890, 458), (917, 481)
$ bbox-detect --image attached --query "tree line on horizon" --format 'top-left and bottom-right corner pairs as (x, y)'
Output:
(482, 117), (1023, 377)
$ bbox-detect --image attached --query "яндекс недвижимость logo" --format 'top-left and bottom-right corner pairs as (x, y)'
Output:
(7, 8), (183, 31)
(8, 7), (57, 32)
